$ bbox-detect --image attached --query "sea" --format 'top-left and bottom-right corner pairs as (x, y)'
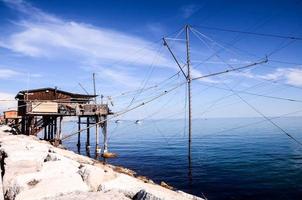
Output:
(60, 117), (302, 200)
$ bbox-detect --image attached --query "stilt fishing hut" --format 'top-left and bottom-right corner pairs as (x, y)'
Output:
(3, 110), (20, 125)
(15, 87), (113, 154)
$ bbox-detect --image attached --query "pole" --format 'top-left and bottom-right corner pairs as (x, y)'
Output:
(59, 116), (62, 142)
(102, 116), (108, 154)
(93, 73), (97, 103)
(185, 25), (192, 161)
(86, 117), (90, 150)
(95, 115), (101, 153)
(77, 117), (81, 147)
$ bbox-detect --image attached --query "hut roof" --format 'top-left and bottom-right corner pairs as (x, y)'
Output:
(15, 87), (97, 100)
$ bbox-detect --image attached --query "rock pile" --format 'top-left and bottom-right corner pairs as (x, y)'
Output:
(0, 126), (203, 200)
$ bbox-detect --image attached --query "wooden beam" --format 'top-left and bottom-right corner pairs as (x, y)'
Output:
(102, 116), (108, 154)
(86, 117), (90, 150)
(95, 115), (101, 154)
(77, 116), (81, 147)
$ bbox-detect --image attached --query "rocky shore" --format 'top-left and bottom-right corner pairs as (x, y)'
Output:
(0, 126), (203, 200)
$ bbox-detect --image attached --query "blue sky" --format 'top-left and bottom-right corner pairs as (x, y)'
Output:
(0, 0), (302, 119)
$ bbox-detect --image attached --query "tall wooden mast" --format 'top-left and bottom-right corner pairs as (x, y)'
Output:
(185, 25), (192, 161)
(163, 25), (192, 160)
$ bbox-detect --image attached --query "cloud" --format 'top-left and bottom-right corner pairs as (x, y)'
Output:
(0, 0), (173, 68)
(191, 67), (218, 83)
(180, 4), (201, 19)
(0, 68), (20, 78)
(1, 0), (59, 23)
(228, 66), (302, 87)
(146, 23), (166, 37)
(0, 67), (42, 80)
(259, 68), (302, 87)
(0, 0), (182, 92)
(0, 92), (17, 111)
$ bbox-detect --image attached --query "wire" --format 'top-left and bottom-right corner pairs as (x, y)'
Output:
(194, 25), (302, 41)
(188, 27), (302, 146)
(61, 82), (187, 141)
(196, 82), (302, 103)
(194, 109), (302, 139)
(233, 91), (302, 146)
(192, 58), (268, 81)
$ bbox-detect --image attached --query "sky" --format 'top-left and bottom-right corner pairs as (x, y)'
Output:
(0, 0), (302, 119)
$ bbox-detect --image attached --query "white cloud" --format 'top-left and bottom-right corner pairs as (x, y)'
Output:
(259, 68), (302, 87)
(0, 68), (20, 78)
(0, 67), (42, 80)
(0, 0), (173, 68)
(191, 67), (218, 83)
(0, 92), (17, 111)
(228, 66), (302, 87)
(180, 4), (201, 19)
(0, 0), (181, 91)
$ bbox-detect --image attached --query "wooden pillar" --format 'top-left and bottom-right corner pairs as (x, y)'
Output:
(25, 116), (29, 135)
(50, 117), (54, 140)
(54, 117), (57, 138)
(28, 116), (33, 135)
(102, 116), (108, 154)
(58, 116), (63, 142)
(43, 117), (47, 140)
(95, 115), (101, 153)
(77, 116), (81, 147)
(21, 116), (26, 135)
(86, 117), (90, 150)
(48, 119), (51, 140)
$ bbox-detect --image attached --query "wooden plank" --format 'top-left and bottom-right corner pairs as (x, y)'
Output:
(31, 102), (58, 113)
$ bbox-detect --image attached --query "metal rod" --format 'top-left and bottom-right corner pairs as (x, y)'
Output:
(162, 37), (187, 79)
(78, 83), (89, 95)
(185, 25), (192, 161)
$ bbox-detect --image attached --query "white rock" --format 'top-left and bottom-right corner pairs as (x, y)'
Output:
(14, 160), (89, 200)
(40, 190), (131, 200)
(78, 164), (117, 192)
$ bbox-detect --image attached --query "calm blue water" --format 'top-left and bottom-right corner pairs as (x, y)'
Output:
(61, 117), (302, 200)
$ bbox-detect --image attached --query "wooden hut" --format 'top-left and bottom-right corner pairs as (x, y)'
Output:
(3, 110), (20, 124)
(15, 87), (112, 154)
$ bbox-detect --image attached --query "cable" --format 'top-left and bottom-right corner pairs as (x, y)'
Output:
(196, 82), (302, 103)
(233, 91), (302, 146)
(194, 109), (302, 139)
(194, 25), (302, 41)
(192, 58), (268, 81)
(188, 28), (302, 146)
(61, 82), (186, 141)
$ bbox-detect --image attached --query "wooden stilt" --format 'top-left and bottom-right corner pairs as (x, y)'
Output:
(102, 116), (108, 154)
(58, 116), (62, 142)
(21, 116), (26, 135)
(86, 117), (90, 150)
(95, 115), (101, 153)
(48, 119), (51, 140)
(50, 117), (54, 140)
(54, 117), (57, 139)
(44, 117), (47, 140)
(77, 117), (81, 147)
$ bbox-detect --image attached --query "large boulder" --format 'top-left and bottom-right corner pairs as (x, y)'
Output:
(13, 160), (89, 200)
(40, 190), (131, 200)
(133, 190), (162, 200)
(78, 164), (117, 191)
